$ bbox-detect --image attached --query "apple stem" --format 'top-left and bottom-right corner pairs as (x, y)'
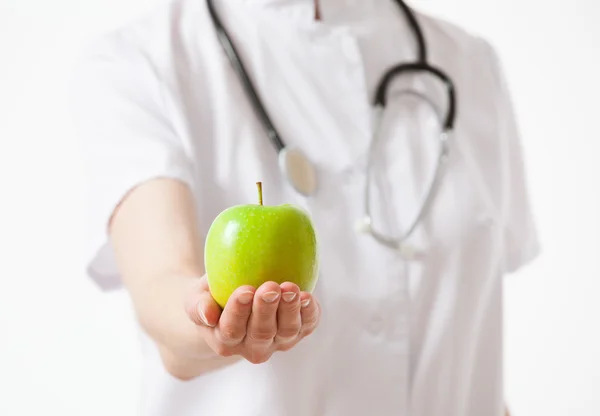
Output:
(256, 182), (263, 206)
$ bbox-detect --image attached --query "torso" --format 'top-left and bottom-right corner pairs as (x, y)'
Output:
(100, 1), (513, 414)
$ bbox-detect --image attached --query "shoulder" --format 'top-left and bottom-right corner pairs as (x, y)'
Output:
(416, 10), (508, 94)
(411, 9), (511, 119)
(414, 10), (498, 60)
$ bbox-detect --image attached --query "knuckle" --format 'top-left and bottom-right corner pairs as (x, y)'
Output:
(300, 330), (314, 339)
(228, 306), (251, 321)
(277, 326), (300, 339)
(213, 342), (234, 357)
(281, 301), (302, 314)
(186, 305), (206, 327)
(249, 327), (276, 342)
(301, 326), (317, 338)
(302, 313), (320, 327)
(255, 309), (277, 321)
(219, 325), (242, 344)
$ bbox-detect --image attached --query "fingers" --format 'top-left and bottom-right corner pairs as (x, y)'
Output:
(214, 285), (255, 347)
(275, 282), (302, 347)
(186, 276), (320, 364)
(246, 282), (281, 347)
(185, 277), (222, 328)
(299, 292), (320, 338)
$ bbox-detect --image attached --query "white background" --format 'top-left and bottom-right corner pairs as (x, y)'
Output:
(0, 0), (598, 415)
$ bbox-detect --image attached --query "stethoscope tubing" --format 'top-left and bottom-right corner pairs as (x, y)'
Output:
(375, 63), (456, 130)
(207, 0), (456, 148)
(206, 0), (458, 256)
(206, 0), (286, 152)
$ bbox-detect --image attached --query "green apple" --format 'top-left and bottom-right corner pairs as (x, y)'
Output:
(205, 182), (319, 308)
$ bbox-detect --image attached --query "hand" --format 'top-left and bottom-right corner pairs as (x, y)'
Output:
(185, 275), (321, 364)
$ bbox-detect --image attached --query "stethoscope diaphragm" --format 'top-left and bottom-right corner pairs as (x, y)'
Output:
(278, 147), (318, 197)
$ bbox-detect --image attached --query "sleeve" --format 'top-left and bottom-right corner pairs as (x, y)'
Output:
(483, 40), (542, 274)
(70, 35), (196, 290)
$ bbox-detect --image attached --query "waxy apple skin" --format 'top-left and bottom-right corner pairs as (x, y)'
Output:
(205, 203), (319, 308)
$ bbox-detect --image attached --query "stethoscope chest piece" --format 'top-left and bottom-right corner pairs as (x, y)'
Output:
(278, 147), (317, 197)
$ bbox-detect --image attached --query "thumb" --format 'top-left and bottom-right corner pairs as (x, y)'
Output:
(184, 276), (222, 328)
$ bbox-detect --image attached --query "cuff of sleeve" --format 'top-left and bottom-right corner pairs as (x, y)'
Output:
(503, 234), (542, 275)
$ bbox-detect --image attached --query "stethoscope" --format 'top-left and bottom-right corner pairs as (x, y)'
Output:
(206, 0), (457, 258)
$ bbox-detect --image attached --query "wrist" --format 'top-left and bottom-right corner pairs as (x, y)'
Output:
(158, 342), (242, 381)
(136, 272), (242, 380)
(129, 270), (201, 350)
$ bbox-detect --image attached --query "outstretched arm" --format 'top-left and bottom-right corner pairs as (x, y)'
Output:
(110, 178), (233, 378)
(110, 178), (321, 380)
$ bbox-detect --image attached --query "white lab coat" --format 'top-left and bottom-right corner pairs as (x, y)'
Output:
(70, 0), (540, 415)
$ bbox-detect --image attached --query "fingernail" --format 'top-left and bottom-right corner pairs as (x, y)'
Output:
(238, 291), (254, 305)
(198, 307), (215, 327)
(262, 291), (280, 303)
(301, 299), (311, 308)
(282, 292), (297, 303)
